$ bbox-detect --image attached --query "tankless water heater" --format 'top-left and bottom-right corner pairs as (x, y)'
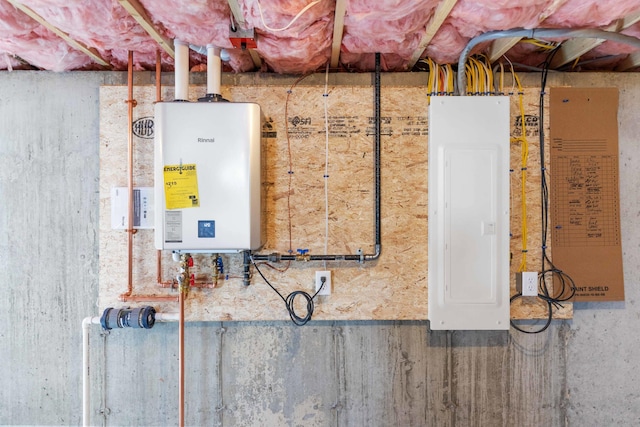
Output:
(154, 102), (262, 252)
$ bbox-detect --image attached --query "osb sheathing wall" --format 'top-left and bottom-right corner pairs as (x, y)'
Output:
(99, 82), (572, 321)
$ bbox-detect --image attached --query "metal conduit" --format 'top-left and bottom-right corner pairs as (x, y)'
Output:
(457, 28), (640, 95)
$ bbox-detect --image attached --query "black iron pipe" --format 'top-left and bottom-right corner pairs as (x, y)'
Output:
(374, 52), (381, 251)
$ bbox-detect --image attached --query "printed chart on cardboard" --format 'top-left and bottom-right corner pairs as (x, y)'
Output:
(550, 87), (624, 302)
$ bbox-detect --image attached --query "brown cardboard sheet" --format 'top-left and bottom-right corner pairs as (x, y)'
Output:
(549, 87), (624, 301)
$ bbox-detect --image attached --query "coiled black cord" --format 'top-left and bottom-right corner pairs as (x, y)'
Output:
(251, 258), (325, 326)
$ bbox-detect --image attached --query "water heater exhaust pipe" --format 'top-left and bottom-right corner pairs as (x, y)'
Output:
(199, 44), (226, 102)
(174, 39), (189, 101)
(207, 44), (221, 96)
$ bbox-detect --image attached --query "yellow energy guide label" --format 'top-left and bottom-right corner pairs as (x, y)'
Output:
(163, 163), (200, 209)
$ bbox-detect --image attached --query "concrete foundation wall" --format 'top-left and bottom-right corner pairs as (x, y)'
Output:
(0, 71), (637, 426)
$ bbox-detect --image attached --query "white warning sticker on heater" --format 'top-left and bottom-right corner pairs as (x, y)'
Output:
(163, 163), (200, 210)
(164, 211), (182, 243)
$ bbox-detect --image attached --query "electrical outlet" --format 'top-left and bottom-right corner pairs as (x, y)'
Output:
(516, 272), (538, 296)
(315, 271), (331, 296)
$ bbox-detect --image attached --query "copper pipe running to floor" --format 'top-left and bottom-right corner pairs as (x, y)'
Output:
(119, 50), (177, 303)
(125, 50), (136, 298)
(179, 289), (185, 427)
(155, 51), (168, 291)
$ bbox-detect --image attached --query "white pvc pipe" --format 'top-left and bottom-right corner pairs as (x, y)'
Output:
(82, 312), (179, 427)
(206, 44), (221, 96)
(82, 316), (100, 427)
(174, 39), (189, 101)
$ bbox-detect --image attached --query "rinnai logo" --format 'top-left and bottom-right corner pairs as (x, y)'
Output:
(197, 137), (215, 143)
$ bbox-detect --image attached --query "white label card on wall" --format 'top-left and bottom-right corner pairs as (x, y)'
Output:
(111, 187), (154, 229)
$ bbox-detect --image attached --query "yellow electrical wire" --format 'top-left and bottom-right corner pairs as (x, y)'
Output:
(446, 64), (454, 94)
(464, 56), (497, 95)
(480, 56), (493, 94)
(507, 64), (529, 272)
(425, 58), (455, 97)
(497, 62), (505, 94)
(520, 38), (557, 50)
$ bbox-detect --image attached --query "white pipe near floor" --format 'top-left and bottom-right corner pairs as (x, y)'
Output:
(82, 313), (179, 427)
(82, 316), (100, 427)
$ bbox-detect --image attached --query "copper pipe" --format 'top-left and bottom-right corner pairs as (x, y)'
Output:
(156, 250), (163, 284)
(155, 51), (165, 289)
(158, 281), (215, 289)
(156, 50), (162, 102)
(120, 294), (179, 303)
(179, 289), (185, 427)
(120, 50), (169, 303)
(125, 50), (137, 298)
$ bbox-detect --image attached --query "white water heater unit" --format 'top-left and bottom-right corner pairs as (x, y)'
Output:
(154, 102), (262, 252)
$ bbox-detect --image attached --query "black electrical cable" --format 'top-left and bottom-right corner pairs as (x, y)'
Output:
(251, 258), (325, 326)
(510, 45), (577, 334)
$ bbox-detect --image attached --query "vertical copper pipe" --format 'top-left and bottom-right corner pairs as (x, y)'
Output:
(126, 50), (135, 296)
(156, 250), (163, 285)
(156, 50), (162, 102)
(179, 290), (185, 427)
(156, 49), (164, 288)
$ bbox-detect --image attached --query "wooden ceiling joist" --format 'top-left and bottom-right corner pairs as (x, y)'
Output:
(616, 51), (640, 71)
(487, 0), (569, 63)
(407, 0), (459, 69)
(6, 0), (109, 67)
(227, 0), (246, 26)
(330, 0), (347, 68)
(550, 9), (640, 69)
(117, 0), (174, 58)
(488, 37), (522, 63)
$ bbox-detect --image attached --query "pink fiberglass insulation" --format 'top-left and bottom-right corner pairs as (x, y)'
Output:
(18, 0), (170, 69)
(588, 23), (640, 57)
(423, 0), (556, 66)
(139, 0), (256, 72)
(448, 0), (552, 37)
(340, 52), (408, 72)
(241, 0), (334, 73)
(423, 23), (470, 65)
(140, 0), (231, 49)
(0, 30), (94, 71)
(500, 41), (556, 69)
(0, 52), (25, 70)
(544, 0), (640, 27)
(0, 2), (94, 70)
(340, 0), (438, 70)
(0, 1), (37, 36)
(225, 50), (258, 73)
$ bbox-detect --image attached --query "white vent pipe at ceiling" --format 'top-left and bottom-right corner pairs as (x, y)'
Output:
(174, 39), (189, 101)
(207, 44), (221, 96)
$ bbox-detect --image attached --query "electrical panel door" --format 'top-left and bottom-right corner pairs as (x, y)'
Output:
(428, 96), (510, 330)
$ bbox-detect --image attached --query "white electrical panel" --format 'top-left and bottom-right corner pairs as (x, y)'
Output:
(428, 96), (510, 330)
(154, 102), (262, 252)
